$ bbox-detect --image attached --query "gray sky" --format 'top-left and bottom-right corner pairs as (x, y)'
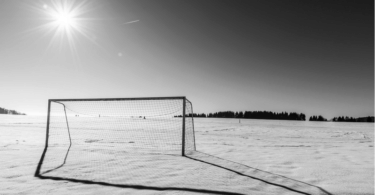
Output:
(0, 0), (373, 118)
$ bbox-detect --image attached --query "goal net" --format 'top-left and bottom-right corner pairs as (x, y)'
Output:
(35, 97), (195, 177)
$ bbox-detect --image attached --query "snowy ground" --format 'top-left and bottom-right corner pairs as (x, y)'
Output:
(0, 115), (373, 195)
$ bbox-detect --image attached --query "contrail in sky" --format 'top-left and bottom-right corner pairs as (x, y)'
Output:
(123, 20), (140, 25)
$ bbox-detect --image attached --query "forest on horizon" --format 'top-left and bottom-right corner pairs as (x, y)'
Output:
(176, 111), (374, 123)
(0, 107), (26, 115)
(176, 111), (306, 121)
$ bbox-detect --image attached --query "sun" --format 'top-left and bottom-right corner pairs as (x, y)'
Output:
(46, 1), (82, 34)
(54, 10), (76, 29)
(24, 0), (98, 62)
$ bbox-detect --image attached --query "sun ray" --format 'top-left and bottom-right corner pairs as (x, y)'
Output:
(22, 0), (99, 64)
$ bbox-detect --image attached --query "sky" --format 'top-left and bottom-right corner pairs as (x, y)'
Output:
(0, 0), (373, 119)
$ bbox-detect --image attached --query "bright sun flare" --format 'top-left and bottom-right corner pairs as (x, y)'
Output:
(54, 11), (75, 28)
(26, 0), (97, 62)
(47, 1), (80, 32)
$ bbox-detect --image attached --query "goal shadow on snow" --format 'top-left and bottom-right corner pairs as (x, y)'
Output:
(35, 150), (333, 195)
(185, 151), (333, 195)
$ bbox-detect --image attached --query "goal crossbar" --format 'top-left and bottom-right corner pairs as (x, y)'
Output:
(49, 96), (186, 102)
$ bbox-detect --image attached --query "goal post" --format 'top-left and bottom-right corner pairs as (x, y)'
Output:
(35, 96), (196, 177)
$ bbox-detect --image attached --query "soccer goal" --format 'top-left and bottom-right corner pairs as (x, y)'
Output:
(35, 96), (196, 177)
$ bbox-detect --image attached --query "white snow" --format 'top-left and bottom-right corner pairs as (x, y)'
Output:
(0, 115), (373, 195)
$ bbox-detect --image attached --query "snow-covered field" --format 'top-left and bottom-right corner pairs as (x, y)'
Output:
(0, 115), (373, 195)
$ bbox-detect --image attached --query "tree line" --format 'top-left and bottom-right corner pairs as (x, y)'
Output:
(309, 115), (374, 122)
(0, 107), (26, 115)
(176, 111), (374, 123)
(309, 115), (327, 121)
(176, 111), (306, 121)
(332, 116), (374, 122)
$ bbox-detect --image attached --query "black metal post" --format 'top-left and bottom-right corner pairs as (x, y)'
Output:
(189, 100), (196, 151)
(182, 97), (186, 156)
(62, 104), (72, 148)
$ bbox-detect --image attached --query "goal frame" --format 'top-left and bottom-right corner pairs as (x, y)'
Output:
(35, 96), (195, 177)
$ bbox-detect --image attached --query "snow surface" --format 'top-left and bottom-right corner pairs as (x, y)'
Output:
(0, 115), (373, 195)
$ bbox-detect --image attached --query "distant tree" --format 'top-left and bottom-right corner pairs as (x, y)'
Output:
(309, 115), (327, 122)
(0, 107), (26, 115)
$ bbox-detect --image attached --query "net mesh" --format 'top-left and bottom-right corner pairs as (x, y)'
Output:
(39, 98), (195, 175)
